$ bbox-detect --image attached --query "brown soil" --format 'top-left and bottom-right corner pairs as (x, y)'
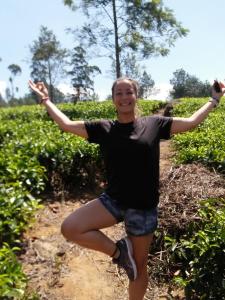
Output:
(22, 199), (127, 300)
(20, 128), (225, 300)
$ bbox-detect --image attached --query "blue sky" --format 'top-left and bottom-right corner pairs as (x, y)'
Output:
(1, 0), (225, 100)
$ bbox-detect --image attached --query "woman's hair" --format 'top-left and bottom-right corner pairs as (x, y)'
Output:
(111, 77), (142, 117)
(111, 77), (139, 99)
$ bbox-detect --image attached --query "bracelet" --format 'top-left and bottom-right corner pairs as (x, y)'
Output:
(40, 97), (49, 104)
(209, 97), (219, 107)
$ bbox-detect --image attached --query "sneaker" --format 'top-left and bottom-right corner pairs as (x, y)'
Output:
(112, 237), (137, 281)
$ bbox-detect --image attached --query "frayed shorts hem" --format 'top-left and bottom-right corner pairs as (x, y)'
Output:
(99, 193), (158, 237)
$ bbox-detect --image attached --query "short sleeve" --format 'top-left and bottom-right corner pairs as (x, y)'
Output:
(84, 120), (110, 144)
(157, 116), (173, 140)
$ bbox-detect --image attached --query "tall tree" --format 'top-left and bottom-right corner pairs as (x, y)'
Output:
(139, 71), (155, 99)
(122, 52), (142, 80)
(29, 26), (67, 102)
(121, 52), (154, 98)
(67, 46), (101, 102)
(8, 64), (22, 99)
(5, 87), (11, 102)
(64, 0), (188, 78)
(170, 68), (211, 98)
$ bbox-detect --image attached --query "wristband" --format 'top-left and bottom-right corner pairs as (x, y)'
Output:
(209, 97), (219, 107)
(40, 97), (49, 104)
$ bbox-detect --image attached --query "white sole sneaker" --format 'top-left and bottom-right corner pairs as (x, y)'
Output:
(124, 237), (137, 280)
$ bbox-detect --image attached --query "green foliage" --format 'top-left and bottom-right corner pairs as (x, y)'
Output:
(68, 46), (101, 101)
(8, 64), (22, 100)
(0, 243), (27, 299)
(29, 26), (67, 102)
(0, 105), (47, 122)
(0, 99), (162, 191)
(121, 53), (155, 99)
(172, 97), (225, 172)
(57, 99), (164, 120)
(161, 97), (225, 298)
(0, 185), (41, 246)
(170, 69), (211, 98)
(165, 199), (225, 299)
(8, 64), (22, 77)
(0, 100), (162, 298)
(139, 71), (155, 99)
(65, 0), (188, 77)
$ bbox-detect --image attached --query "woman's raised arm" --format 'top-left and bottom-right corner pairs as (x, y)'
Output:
(170, 81), (225, 135)
(28, 80), (88, 139)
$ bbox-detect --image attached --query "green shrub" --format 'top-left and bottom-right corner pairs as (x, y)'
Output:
(0, 100), (164, 297)
(165, 199), (225, 299)
(0, 243), (27, 299)
(172, 97), (225, 172)
(0, 184), (41, 246)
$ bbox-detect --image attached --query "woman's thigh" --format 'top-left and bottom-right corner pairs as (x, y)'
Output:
(61, 198), (118, 234)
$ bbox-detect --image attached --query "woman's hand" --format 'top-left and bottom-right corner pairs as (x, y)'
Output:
(211, 80), (225, 102)
(28, 80), (49, 104)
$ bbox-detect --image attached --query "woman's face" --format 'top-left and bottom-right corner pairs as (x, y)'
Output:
(113, 80), (137, 114)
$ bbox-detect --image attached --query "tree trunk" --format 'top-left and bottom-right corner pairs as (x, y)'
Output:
(112, 0), (121, 78)
(9, 77), (14, 99)
(48, 60), (54, 102)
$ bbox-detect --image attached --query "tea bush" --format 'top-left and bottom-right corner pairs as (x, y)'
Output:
(0, 100), (163, 298)
(0, 243), (27, 299)
(165, 199), (225, 299)
(172, 97), (225, 172)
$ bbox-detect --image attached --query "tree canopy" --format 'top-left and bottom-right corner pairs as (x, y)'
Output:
(170, 68), (211, 98)
(67, 46), (101, 102)
(8, 64), (22, 99)
(64, 0), (188, 79)
(29, 26), (68, 102)
(8, 64), (22, 77)
(121, 52), (154, 98)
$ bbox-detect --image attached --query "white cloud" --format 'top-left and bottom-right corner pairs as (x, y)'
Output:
(57, 83), (74, 95)
(149, 83), (172, 101)
(0, 81), (7, 98)
(96, 86), (111, 101)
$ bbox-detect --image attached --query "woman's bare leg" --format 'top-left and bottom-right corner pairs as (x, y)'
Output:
(128, 234), (154, 300)
(61, 198), (118, 256)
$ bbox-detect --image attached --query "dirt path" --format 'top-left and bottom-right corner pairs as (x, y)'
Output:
(22, 199), (127, 300)
(21, 139), (174, 300)
(160, 140), (174, 176)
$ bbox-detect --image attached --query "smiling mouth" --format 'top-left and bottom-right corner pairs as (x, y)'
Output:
(120, 102), (131, 106)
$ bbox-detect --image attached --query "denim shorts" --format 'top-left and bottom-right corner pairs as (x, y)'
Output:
(99, 193), (158, 236)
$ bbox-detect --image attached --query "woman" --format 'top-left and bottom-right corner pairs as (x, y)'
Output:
(28, 78), (224, 300)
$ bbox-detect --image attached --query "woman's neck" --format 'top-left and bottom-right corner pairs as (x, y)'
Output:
(117, 112), (136, 123)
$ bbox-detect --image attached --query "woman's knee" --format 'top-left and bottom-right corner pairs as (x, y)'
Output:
(61, 214), (82, 241)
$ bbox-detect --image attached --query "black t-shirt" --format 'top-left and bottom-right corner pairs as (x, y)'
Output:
(85, 115), (173, 210)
